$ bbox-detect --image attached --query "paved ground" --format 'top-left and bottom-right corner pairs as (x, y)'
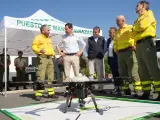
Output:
(0, 85), (160, 120)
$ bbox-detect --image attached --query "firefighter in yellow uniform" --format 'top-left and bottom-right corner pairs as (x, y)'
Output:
(32, 24), (57, 100)
(114, 15), (142, 96)
(133, 1), (160, 100)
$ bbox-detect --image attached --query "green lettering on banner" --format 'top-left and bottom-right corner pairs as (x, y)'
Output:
(38, 23), (42, 28)
(44, 19), (48, 21)
(25, 21), (30, 27)
(16, 20), (93, 35)
(30, 22), (34, 28)
(48, 25), (51, 29)
(52, 25), (58, 31)
(17, 20), (22, 26)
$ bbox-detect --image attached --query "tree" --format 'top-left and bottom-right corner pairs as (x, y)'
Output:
(104, 56), (112, 74)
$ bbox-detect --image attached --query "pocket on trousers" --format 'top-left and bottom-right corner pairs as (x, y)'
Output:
(37, 56), (43, 64)
(75, 55), (79, 60)
(148, 39), (156, 48)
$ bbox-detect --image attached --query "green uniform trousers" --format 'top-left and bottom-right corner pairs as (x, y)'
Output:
(118, 50), (142, 92)
(35, 55), (54, 97)
(136, 37), (160, 93)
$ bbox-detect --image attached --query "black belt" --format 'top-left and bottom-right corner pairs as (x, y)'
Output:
(118, 46), (133, 53)
(38, 54), (51, 59)
(136, 36), (154, 44)
(64, 53), (76, 56)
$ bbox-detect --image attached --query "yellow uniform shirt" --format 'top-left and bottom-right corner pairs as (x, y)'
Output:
(32, 34), (55, 56)
(133, 10), (156, 41)
(114, 24), (135, 52)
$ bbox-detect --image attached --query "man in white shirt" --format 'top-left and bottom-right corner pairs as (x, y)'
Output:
(56, 23), (86, 80)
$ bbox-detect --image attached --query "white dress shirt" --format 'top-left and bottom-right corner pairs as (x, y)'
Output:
(94, 37), (98, 42)
(108, 40), (114, 57)
(58, 34), (86, 53)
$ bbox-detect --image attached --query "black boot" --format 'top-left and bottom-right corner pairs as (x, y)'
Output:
(153, 93), (160, 101)
(23, 86), (27, 89)
(15, 87), (19, 90)
(48, 94), (58, 98)
(0, 82), (3, 92)
(124, 89), (131, 95)
(7, 87), (11, 91)
(0, 87), (3, 92)
(138, 92), (150, 99)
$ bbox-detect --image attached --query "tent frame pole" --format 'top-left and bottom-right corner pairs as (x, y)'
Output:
(4, 28), (7, 97)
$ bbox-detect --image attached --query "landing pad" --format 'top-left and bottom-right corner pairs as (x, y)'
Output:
(1, 96), (160, 120)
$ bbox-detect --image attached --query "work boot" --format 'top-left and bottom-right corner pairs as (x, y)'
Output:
(0, 87), (3, 92)
(35, 96), (41, 101)
(48, 94), (58, 98)
(23, 86), (27, 89)
(138, 92), (150, 99)
(124, 89), (131, 95)
(15, 87), (19, 90)
(133, 90), (143, 97)
(112, 86), (119, 93)
(112, 86), (122, 95)
(7, 88), (11, 91)
(153, 93), (160, 101)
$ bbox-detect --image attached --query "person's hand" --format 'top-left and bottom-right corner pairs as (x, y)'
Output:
(131, 46), (136, 50)
(40, 49), (46, 54)
(60, 52), (65, 57)
(116, 50), (119, 55)
(53, 55), (56, 59)
(18, 67), (22, 70)
(58, 57), (63, 64)
(76, 51), (82, 57)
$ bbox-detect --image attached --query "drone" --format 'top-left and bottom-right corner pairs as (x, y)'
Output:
(61, 76), (113, 113)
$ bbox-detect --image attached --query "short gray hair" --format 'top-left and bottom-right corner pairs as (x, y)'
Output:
(40, 24), (48, 32)
(138, 0), (149, 10)
(93, 26), (100, 32)
(109, 27), (117, 31)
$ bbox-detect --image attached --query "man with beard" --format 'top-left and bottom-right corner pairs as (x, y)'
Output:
(32, 25), (57, 100)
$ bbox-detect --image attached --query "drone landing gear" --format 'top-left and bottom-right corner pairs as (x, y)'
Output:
(64, 85), (99, 113)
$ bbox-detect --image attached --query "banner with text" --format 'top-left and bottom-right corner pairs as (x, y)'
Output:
(5, 17), (94, 37)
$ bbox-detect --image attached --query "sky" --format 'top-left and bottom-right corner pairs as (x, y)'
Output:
(0, 0), (160, 38)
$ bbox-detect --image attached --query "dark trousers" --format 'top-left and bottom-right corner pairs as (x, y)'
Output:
(16, 69), (26, 89)
(136, 37), (160, 93)
(108, 57), (122, 86)
(0, 66), (10, 89)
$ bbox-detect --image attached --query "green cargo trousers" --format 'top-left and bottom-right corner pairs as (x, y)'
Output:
(118, 50), (142, 92)
(136, 37), (160, 93)
(35, 55), (54, 97)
